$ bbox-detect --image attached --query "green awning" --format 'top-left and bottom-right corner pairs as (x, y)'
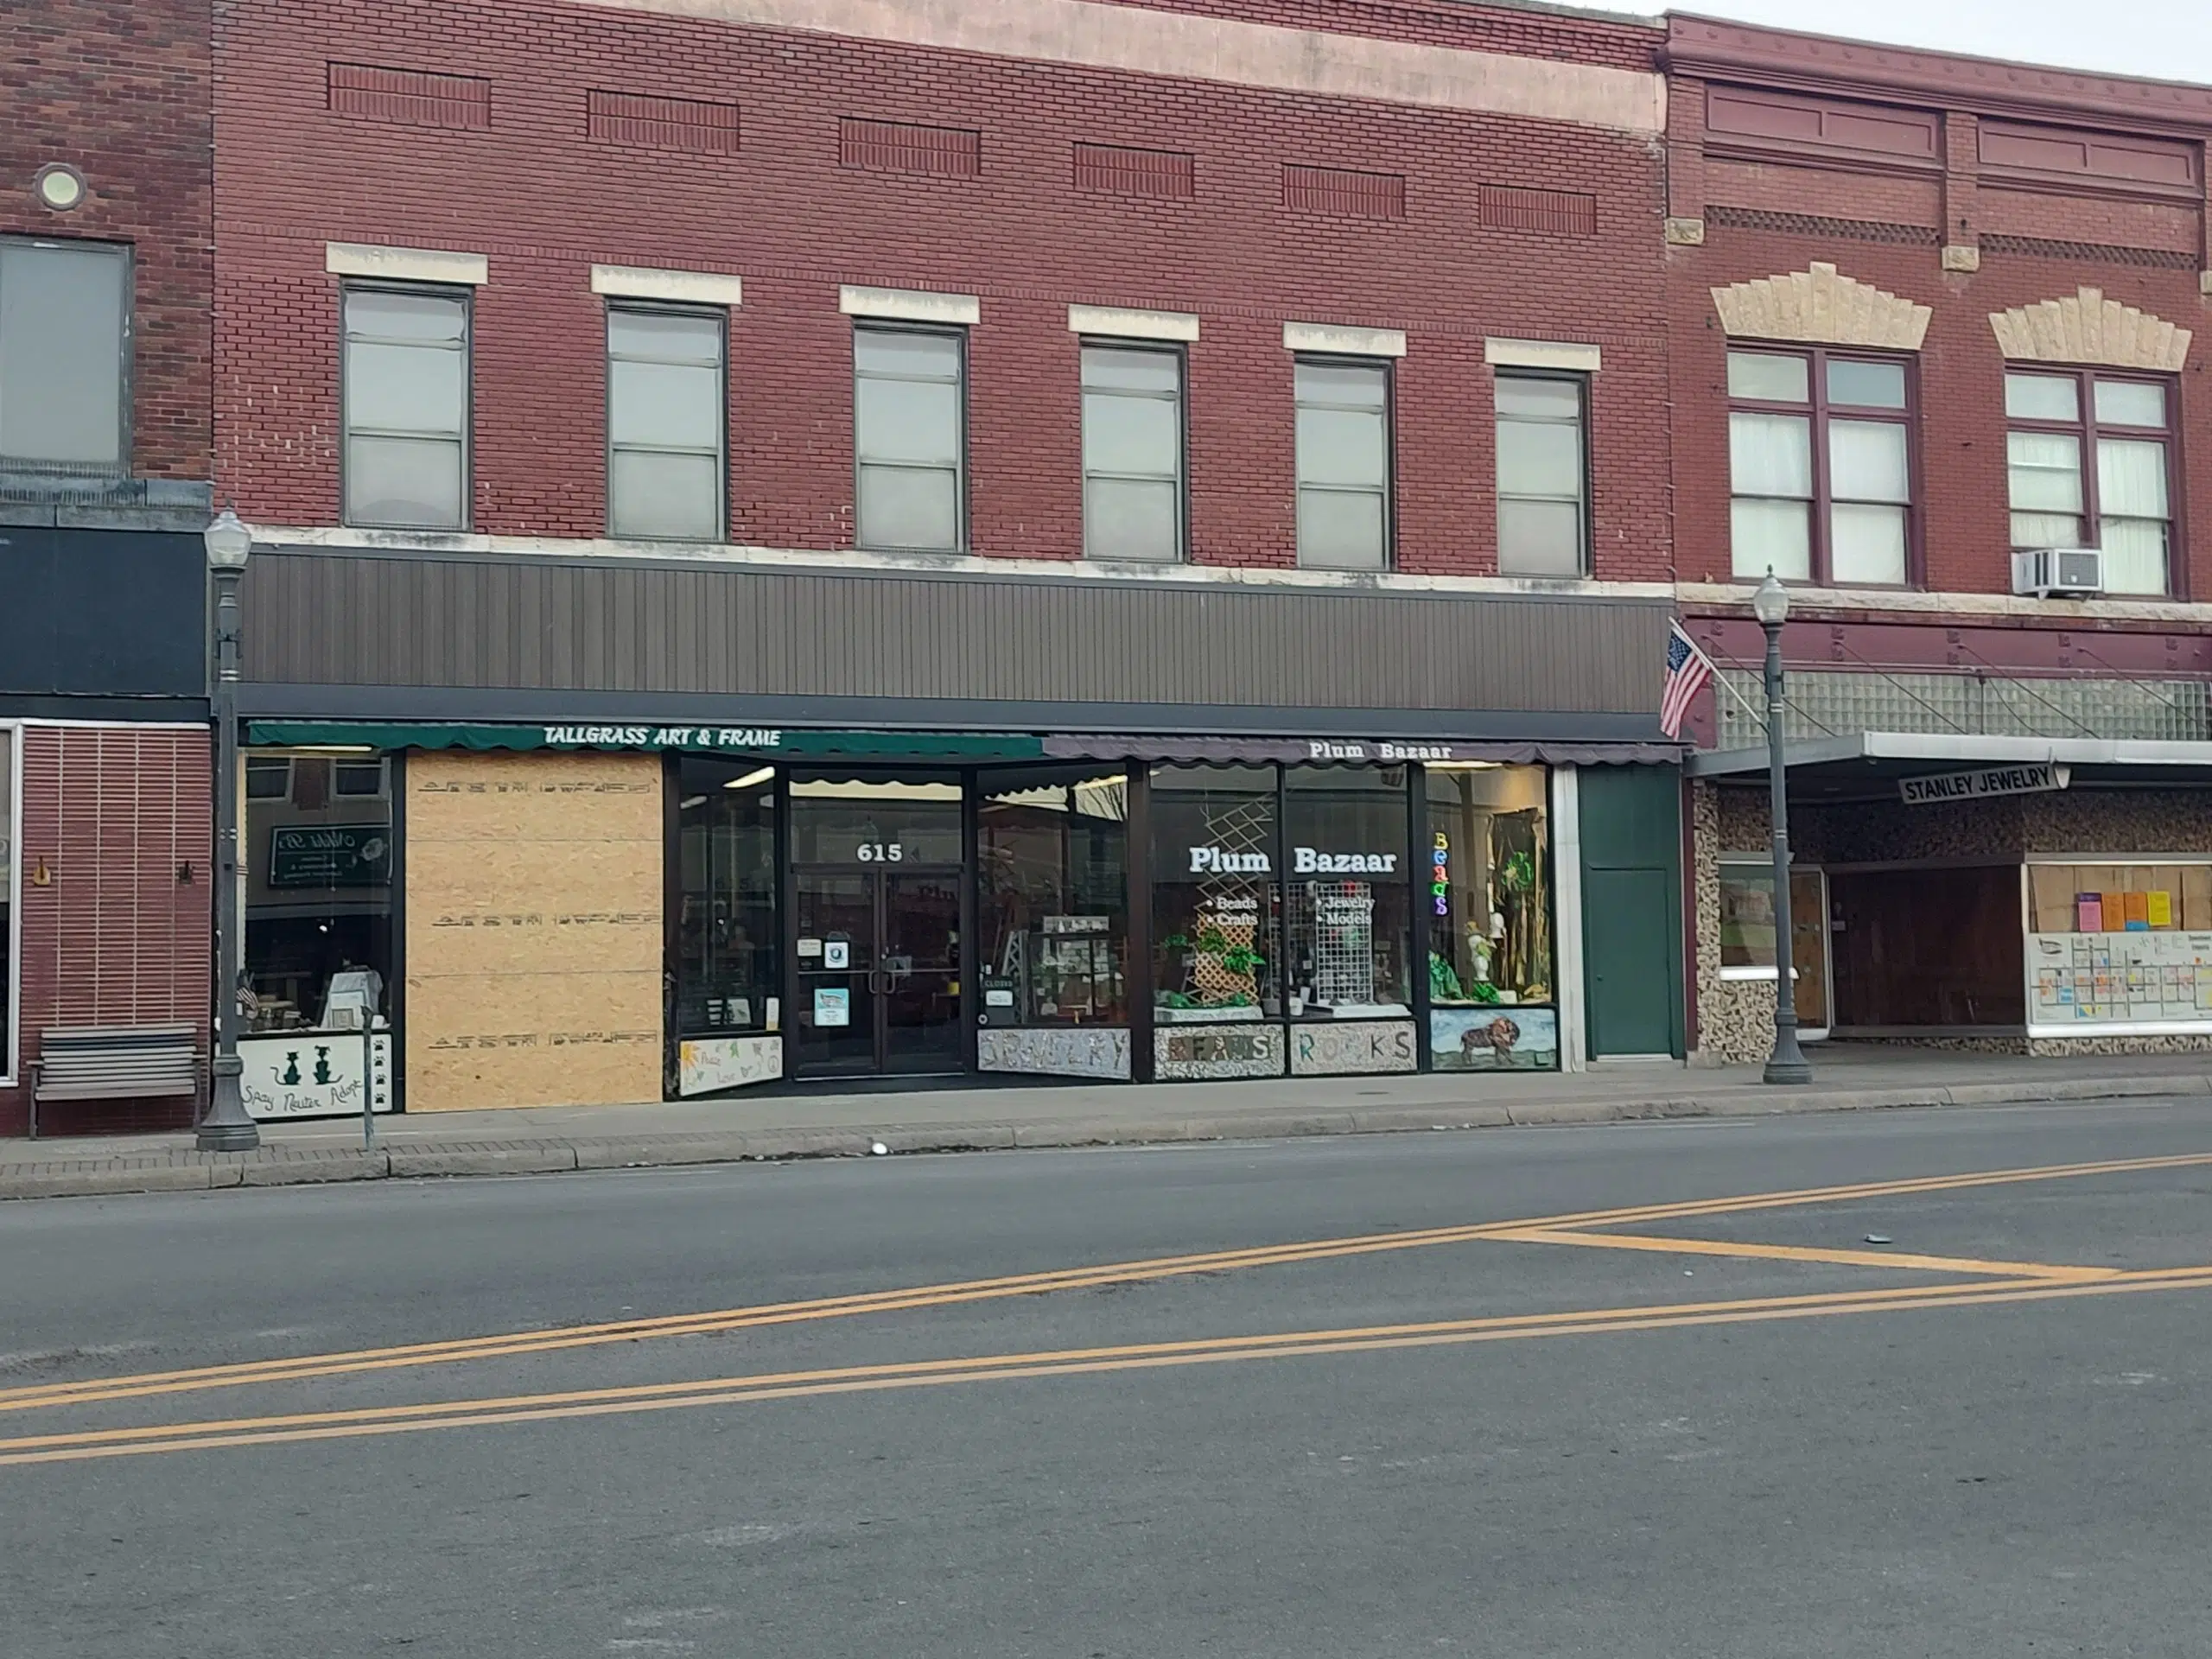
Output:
(246, 721), (1046, 761)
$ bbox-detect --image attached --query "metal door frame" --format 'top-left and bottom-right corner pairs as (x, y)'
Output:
(788, 861), (965, 1078)
(875, 861), (967, 1077)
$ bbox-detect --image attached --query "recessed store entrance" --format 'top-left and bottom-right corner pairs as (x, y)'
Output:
(787, 776), (967, 1079)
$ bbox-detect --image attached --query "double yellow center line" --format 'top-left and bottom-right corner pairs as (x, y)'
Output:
(10, 1264), (2212, 1467)
(10, 1148), (2198, 1417)
(5, 1147), (2208, 1466)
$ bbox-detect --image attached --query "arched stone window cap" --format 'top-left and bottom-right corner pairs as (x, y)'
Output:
(1990, 288), (2190, 372)
(1710, 262), (1930, 350)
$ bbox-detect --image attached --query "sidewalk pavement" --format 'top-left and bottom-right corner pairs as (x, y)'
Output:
(7, 1045), (2212, 1201)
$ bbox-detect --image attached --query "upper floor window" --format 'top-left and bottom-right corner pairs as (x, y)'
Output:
(854, 326), (963, 551)
(607, 306), (725, 541)
(1295, 359), (1390, 570)
(1083, 343), (1185, 563)
(0, 238), (130, 476)
(1495, 372), (1587, 575)
(1728, 348), (1912, 587)
(342, 286), (469, 530)
(2006, 370), (2176, 595)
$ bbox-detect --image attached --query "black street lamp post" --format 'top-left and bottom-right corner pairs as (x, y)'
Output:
(196, 508), (262, 1152)
(1753, 571), (1811, 1086)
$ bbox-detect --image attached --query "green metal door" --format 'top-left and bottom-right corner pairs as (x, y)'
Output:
(1578, 767), (1685, 1058)
(1584, 868), (1677, 1056)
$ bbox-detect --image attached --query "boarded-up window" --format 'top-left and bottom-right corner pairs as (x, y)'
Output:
(328, 64), (491, 130)
(587, 91), (741, 154)
(1075, 143), (1195, 200)
(1478, 184), (1597, 238)
(839, 118), (981, 178)
(1281, 165), (1406, 220)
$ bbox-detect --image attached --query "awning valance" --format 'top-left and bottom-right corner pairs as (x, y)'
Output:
(248, 721), (1681, 769)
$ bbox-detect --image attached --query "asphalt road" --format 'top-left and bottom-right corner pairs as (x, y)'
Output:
(6, 1100), (2212, 1658)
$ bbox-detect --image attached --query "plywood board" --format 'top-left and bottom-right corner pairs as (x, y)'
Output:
(2028, 866), (2076, 934)
(406, 845), (659, 976)
(407, 750), (661, 841)
(2183, 867), (2212, 931)
(406, 751), (663, 1111)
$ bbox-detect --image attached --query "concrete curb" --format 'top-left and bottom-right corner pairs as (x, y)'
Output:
(5, 1071), (2212, 1201)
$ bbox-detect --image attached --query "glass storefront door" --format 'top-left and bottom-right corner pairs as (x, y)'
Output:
(882, 869), (963, 1072)
(792, 869), (877, 1075)
(789, 775), (966, 1078)
(791, 867), (963, 1077)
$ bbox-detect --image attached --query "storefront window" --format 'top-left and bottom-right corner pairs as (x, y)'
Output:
(1718, 858), (1778, 971)
(1151, 765), (1281, 1022)
(2025, 861), (2212, 1031)
(674, 759), (779, 1035)
(979, 768), (1129, 1026)
(1282, 765), (1410, 1016)
(244, 752), (396, 1039)
(1426, 764), (1556, 1071)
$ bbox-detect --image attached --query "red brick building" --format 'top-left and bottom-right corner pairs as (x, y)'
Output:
(208, 0), (1690, 1109)
(20, 1), (2212, 1134)
(1663, 18), (2212, 1060)
(1, 0), (217, 1135)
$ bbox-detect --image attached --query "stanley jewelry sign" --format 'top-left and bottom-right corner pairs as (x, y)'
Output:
(1898, 763), (2069, 806)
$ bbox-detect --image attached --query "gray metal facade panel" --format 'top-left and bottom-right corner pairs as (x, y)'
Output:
(240, 550), (1668, 716)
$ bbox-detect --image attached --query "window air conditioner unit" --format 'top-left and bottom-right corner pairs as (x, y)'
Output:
(2011, 547), (2104, 598)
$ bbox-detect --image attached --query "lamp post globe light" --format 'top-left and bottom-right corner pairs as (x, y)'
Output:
(197, 508), (262, 1152)
(1753, 569), (1811, 1085)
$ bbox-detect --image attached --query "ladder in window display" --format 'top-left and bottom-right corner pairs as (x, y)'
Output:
(1192, 797), (1275, 1005)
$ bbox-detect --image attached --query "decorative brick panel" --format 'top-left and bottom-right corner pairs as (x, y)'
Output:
(1075, 143), (1194, 200)
(586, 90), (741, 153)
(1706, 83), (1938, 163)
(1281, 164), (1405, 220)
(1978, 233), (2198, 270)
(1478, 183), (1597, 238)
(1980, 120), (2198, 193)
(1705, 206), (1938, 246)
(0, 725), (212, 1136)
(838, 118), (980, 177)
(327, 63), (493, 130)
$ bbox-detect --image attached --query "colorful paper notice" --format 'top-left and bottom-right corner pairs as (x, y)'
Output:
(2124, 892), (2152, 931)
(2149, 891), (2174, 928)
(2076, 894), (2103, 931)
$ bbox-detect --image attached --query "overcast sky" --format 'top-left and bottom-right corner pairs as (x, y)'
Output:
(1591, 1), (2212, 86)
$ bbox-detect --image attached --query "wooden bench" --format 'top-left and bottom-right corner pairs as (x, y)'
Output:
(29, 1025), (202, 1140)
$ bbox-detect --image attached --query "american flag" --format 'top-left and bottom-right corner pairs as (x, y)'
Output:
(1660, 622), (1713, 740)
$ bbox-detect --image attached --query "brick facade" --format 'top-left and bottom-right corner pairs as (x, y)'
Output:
(1664, 19), (2212, 1059)
(1, 4), (218, 1136)
(0, 726), (213, 1137)
(1666, 18), (2212, 607)
(213, 0), (1672, 577)
(2, 0), (213, 480)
